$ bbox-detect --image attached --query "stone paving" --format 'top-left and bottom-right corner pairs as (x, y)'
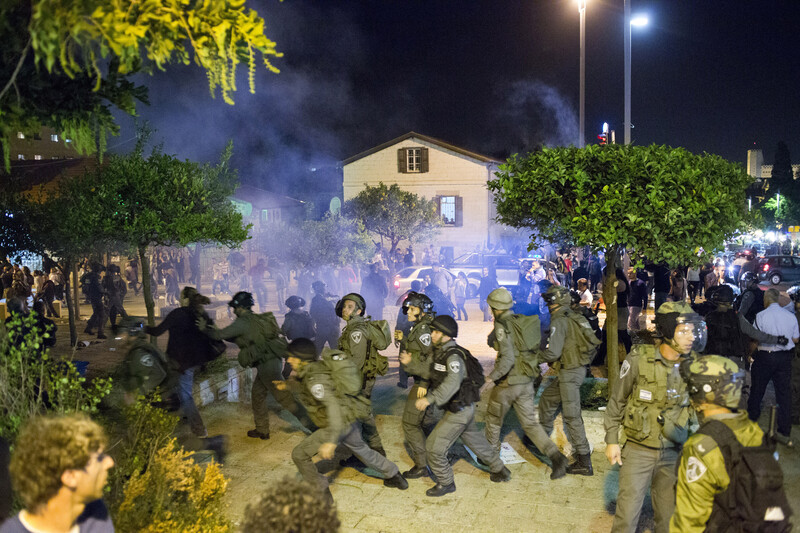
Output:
(49, 293), (800, 532)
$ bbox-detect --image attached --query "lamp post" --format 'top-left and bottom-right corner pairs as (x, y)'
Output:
(578, 0), (586, 148)
(624, 2), (648, 145)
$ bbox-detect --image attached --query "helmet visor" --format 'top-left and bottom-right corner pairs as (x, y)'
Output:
(673, 317), (707, 354)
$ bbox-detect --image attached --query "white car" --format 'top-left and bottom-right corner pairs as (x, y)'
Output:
(392, 266), (478, 297)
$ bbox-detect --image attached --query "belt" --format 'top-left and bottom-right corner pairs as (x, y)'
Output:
(758, 348), (793, 354)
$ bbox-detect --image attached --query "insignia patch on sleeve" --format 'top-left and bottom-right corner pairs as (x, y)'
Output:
(685, 456), (707, 483)
(140, 354), (154, 367)
(350, 331), (362, 344)
(449, 360), (461, 373)
(420, 333), (431, 347)
(495, 327), (506, 342)
(620, 360), (631, 379)
(310, 383), (325, 399)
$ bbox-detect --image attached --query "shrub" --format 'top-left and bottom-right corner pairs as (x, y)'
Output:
(114, 439), (230, 533)
(580, 377), (609, 410)
(0, 312), (111, 441)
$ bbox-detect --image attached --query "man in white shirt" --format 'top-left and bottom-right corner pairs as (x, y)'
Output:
(576, 278), (592, 307)
(749, 288), (800, 447)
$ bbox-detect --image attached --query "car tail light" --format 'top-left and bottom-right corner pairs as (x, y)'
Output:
(763, 264), (770, 272)
(394, 280), (400, 288)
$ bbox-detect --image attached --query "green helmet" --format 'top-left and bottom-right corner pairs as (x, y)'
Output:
(486, 287), (513, 310)
(542, 285), (571, 309)
(655, 301), (707, 353)
(680, 355), (744, 409)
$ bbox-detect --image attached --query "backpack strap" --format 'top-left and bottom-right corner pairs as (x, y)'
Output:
(695, 420), (743, 518)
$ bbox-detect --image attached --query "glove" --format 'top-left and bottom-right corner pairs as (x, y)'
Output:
(777, 335), (789, 346)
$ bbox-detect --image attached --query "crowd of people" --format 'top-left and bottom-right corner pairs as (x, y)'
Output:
(1, 243), (796, 532)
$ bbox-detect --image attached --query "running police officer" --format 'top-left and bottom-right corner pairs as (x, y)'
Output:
(281, 339), (407, 502)
(201, 291), (314, 439)
(483, 287), (569, 480)
(604, 301), (705, 533)
(415, 315), (511, 496)
(336, 292), (386, 455)
(538, 285), (598, 476)
(396, 292), (438, 478)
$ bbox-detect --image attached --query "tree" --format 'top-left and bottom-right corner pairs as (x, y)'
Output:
(343, 183), (442, 261)
(488, 144), (754, 388)
(94, 134), (250, 327)
(1, 0), (281, 169)
(256, 214), (373, 270)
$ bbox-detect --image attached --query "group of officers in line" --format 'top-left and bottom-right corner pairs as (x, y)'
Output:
(156, 280), (791, 532)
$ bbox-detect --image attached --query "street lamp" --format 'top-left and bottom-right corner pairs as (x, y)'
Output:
(624, 1), (648, 145)
(578, 0), (586, 148)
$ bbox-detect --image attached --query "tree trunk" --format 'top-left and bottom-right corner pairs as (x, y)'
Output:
(139, 246), (156, 329)
(62, 260), (77, 346)
(72, 263), (81, 321)
(604, 246), (621, 391)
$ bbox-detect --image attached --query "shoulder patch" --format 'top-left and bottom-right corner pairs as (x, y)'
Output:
(691, 435), (719, 457)
(139, 354), (155, 367)
(620, 359), (631, 379)
(350, 330), (363, 344)
(419, 333), (431, 347)
(310, 383), (325, 400)
(685, 456), (708, 483)
(449, 360), (461, 373)
(495, 326), (506, 342)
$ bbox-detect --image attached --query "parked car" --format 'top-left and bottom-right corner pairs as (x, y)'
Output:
(757, 255), (800, 285)
(446, 253), (521, 293)
(391, 266), (478, 297)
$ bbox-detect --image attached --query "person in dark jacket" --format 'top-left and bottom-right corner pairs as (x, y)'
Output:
(310, 281), (340, 353)
(360, 263), (388, 321)
(478, 267), (499, 322)
(81, 263), (106, 339)
(145, 287), (217, 437)
(282, 296), (316, 342)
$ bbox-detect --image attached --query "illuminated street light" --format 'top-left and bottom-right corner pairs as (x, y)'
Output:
(624, 2), (649, 145)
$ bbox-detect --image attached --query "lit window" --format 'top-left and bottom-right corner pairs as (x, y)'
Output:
(16, 132), (24, 139)
(50, 134), (58, 142)
(407, 148), (421, 172)
(34, 155), (42, 160)
(440, 196), (456, 225)
(17, 154), (24, 160)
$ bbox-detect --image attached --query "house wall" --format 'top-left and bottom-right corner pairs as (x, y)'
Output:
(343, 137), (496, 256)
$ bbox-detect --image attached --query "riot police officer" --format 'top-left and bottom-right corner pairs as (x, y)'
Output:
(336, 293), (386, 455)
(738, 272), (764, 323)
(201, 291), (313, 440)
(483, 288), (569, 480)
(538, 285), (598, 476)
(310, 280), (340, 353)
(604, 301), (705, 533)
(396, 292), (437, 478)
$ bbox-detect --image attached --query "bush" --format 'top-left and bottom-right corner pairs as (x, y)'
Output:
(0, 312), (111, 441)
(114, 439), (230, 533)
(580, 377), (609, 410)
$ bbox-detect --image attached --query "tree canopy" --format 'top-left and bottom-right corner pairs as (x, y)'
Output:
(1, 0), (281, 168)
(489, 144), (754, 386)
(343, 182), (441, 257)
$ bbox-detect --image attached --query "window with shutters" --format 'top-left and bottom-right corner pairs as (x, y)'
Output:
(397, 147), (429, 173)
(438, 195), (463, 226)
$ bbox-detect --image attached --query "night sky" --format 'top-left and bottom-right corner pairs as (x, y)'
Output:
(114, 0), (800, 195)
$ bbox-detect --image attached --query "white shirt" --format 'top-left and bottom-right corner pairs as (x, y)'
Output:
(755, 303), (800, 351)
(686, 267), (700, 282)
(579, 289), (593, 306)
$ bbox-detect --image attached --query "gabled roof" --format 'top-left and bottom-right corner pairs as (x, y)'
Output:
(342, 131), (502, 166)
(233, 184), (304, 210)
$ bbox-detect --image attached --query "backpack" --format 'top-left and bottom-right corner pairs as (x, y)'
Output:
(735, 287), (765, 324)
(565, 309), (602, 360)
(363, 318), (392, 378)
(698, 420), (793, 533)
(507, 314), (542, 377)
(320, 350), (363, 396)
(451, 346), (484, 408)
(705, 309), (746, 359)
(252, 312), (288, 362)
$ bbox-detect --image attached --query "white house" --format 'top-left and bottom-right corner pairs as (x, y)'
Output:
(342, 132), (504, 260)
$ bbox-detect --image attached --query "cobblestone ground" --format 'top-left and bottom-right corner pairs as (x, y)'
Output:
(53, 291), (799, 532)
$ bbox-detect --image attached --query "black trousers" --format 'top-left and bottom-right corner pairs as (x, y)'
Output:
(748, 350), (793, 436)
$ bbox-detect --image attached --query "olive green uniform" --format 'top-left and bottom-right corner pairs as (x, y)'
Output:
(338, 315), (385, 451)
(793, 311), (800, 423)
(425, 339), (505, 487)
(538, 307), (592, 455)
(485, 310), (560, 458)
(208, 311), (312, 435)
(604, 343), (697, 533)
(400, 315), (437, 468)
(670, 412), (763, 532)
(290, 357), (400, 491)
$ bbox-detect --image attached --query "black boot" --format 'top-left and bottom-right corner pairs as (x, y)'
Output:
(426, 483), (456, 497)
(566, 453), (594, 476)
(203, 435), (228, 465)
(402, 465), (431, 479)
(247, 429), (269, 440)
(490, 466), (512, 482)
(383, 473), (409, 490)
(549, 451), (569, 480)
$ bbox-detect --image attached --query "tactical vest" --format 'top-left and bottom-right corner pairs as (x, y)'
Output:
(235, 312), (285, 368)
(495, 314), (536, 385)
(338, 316), (388, 379)
(623, 345), (693, 448)
(552, 309), (596, 369)
(739, 287), (765, 323)
(403, 315), (434, 379)
(428, 346), (473, 413)
(705, 309), (746, 359)
(299, 361), (370, 429)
